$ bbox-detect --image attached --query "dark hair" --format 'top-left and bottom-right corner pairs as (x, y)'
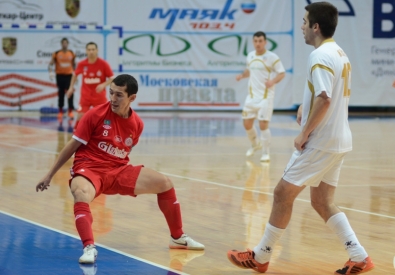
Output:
(253, 31), (266, 40)
(112, 74), (138, 96)
(86, 42), (98, 49)
(61, 38), (68, 43)
(305, 2), (338, 38)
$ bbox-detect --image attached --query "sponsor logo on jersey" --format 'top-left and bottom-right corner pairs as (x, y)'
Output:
(2, 37), (17, 56)
(103, 120), (111, 129)
(114, 135), (122, 143)
(125, 137), (133, 147)
(98, 141), (128, 158)
(84, 77), (101, 84)
(97, 70), (102, 77)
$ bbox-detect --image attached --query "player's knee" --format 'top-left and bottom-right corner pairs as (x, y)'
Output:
(310, 199), (327, 213)
(273, 184), (296, 206)
(159, 176), (174, 193)
(71, 186), (92, 202)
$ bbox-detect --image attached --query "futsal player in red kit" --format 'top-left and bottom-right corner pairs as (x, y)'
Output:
(66, 42), (114, 131)
(36, 74), (204, 264)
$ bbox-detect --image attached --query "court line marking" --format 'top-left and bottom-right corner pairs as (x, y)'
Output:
(1, 141), (395, 220)
(0, 210), (188, 275)
(1, 141), (394, 171)
(162, 172), (395, 220)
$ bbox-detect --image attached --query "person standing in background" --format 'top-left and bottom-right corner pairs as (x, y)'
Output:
(236, 31), (286, 162)
(66, 42), (114, 132)
(48, 38), (76, 120)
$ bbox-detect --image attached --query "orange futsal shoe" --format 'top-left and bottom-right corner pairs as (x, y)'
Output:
(68, 110), (74, 119)
(334, 256), (374, 274)
(227, 249), (269, 273)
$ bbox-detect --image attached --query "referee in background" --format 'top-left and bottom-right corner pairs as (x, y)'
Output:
(48, 38), (76, 120)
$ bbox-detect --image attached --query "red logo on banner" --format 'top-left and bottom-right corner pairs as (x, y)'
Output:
(0, 74), (57, 107)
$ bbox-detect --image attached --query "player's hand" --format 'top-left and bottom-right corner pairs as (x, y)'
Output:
(49, 72), (55, 81)
(392, 81), (395, 88)
(265, 80), (274, 89)
(66, 87), (75, 98)
(96, 83), (106, 93)
(296, 105), (303, 126)
(294, 132), (308, 151)
(236, 74), (242, 81)
(36, 177), (51, 192)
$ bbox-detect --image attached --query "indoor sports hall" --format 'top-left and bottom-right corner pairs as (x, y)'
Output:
(1, 1), (394, 274)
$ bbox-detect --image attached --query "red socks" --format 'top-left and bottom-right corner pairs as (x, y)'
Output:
(74, 202), (94, 247)
(157, 188), (184, 239)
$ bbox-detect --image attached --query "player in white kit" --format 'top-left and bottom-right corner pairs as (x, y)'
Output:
(236, 31), (285, 162)
(228, 2), (374, 274)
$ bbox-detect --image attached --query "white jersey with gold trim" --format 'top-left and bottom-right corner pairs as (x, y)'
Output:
(246, 50), (285, 99)
(301, 39), (352, 153)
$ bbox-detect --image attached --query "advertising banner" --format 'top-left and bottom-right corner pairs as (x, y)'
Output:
(0, 28), (119, 110)
(0, 0), (103, 26)
(114, 0), (295, 110)
(293, 0), (395, 106)
(1, 0), (395, 110)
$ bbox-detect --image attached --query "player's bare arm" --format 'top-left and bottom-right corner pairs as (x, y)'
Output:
(36, 139), (82, 192)
(48, 57), (55, 80)
(96, 76), (115, 93)
(265, 72), (285, 88)
(236, 69), (250, 81)
(66, 73), (77, 98)
(294, 92), (330, 150)
(296, 104), (303, 125)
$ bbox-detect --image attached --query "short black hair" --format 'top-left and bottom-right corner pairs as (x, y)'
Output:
(305, 1), (338, 38)
(61, 38), (68, 43)
(112, 74), (138, 96)
(86, 42), (98, 49)
(253, 31), (266, 40)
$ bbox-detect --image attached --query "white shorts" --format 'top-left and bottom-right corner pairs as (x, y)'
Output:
(242, 97), (274, 121)
(283, 148), (347, 187)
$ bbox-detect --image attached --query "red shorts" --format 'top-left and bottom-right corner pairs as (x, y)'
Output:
(69, 164), (143, 197)
(78, 94), (107, 113)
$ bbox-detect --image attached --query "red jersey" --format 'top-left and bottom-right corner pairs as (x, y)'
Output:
(74, 57), (114, 101)
(72, 102), (144, 168)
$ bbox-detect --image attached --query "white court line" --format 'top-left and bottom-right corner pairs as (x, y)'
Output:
(0, 210), (188, 275)
(162, 172), (395, 220)
(1, 141), (395, 220)
(342, 165), (394, 172)
(0, 141), (55, 154)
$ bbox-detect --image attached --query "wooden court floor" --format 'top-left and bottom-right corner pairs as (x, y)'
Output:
(0, 111), (394, 274)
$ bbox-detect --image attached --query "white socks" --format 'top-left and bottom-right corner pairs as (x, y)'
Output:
(260, 129), (271, 154)
(246, 127), (258, 146)
(253, 223), (285, 264)
(326, 212), (368, 262)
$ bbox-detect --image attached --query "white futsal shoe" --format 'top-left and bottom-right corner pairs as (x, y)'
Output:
(169, 234), (205, 250)
(79, 263), (97, 275)
(260, 147), (270, 162)
(260, 153), (270, 162)
(246, 142), (262, 157)
(79, 244), (98, 264)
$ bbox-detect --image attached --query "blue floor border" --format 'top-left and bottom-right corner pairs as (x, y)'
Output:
(0, 211), (184, 275)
